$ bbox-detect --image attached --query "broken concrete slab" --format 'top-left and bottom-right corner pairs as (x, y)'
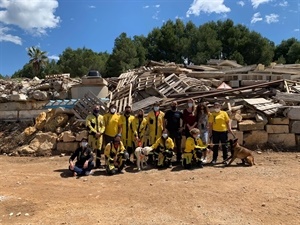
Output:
(244, 130), (268, 146)
(284, 107), (300, 120)
(56, 142), (79, 154)
(268, 133), (296, 148)
(290, 121), (300, 134)
(238, 120), (265, 131)
(268, 117), (289, 125)
(266, 125), (289, 134)
(9, 94), (28, 101)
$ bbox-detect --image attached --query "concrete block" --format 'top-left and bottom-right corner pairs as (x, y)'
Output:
(56, 142), (79, 154)
(290, 121), (300, 134)
(228, 130), (243, 145)
(268, 133), (296, 148)
(238, 120), (265, 131)
(268, 117), (289, 125)
(10, 94), (28, 101)
(231, 120), (238, 129)
(285, 107), (300, 120)
(244, 130), (268, 146)
(295, 135), (300, 151)
(229, 80), (239, 88)
(0, 111), (18, 120)
(266, 125), (289, 134)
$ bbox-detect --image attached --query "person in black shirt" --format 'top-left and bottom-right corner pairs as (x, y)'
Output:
(164, 101), (184, 163)
(69, 138), (95, 176)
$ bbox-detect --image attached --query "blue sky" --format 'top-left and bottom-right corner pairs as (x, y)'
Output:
(0, 0), (299, 76)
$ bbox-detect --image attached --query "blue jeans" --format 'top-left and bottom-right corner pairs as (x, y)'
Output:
(69, 161), (95, 175)
(200, 130), (209, 145)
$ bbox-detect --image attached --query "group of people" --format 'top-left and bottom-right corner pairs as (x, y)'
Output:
(69, 99), (234, 176)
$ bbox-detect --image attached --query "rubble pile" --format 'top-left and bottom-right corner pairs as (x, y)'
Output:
(0, 108), (87, 156)
(0, 74), (80, 103)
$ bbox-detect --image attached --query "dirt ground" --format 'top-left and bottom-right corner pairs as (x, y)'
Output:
(0, 152), (299, 225)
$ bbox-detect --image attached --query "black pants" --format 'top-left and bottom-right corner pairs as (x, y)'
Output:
(212, 130), (228, 161)
(95, 149), (102, 168)
(169, 131), (182, 162)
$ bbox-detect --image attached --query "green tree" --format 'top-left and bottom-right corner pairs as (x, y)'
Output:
(27, 46), (48, 78)
(106, 33), (139, 77)
(274, 38), (298, 63)
(276, 55), (286, 64)
(133, 35), (147, 67)
(44, 59), (61, 75)
(287, 42), (300, 63)
(57, 47), (109, 77)
(11, 63), (34, 78)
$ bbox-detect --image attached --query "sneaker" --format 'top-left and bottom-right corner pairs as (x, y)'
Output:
(73, 172), (77, 177)
(202, 158), (207, 163)
(222, 161), (228, 165)
(210, 160), (217, 164)
(85, 171), (91, 176)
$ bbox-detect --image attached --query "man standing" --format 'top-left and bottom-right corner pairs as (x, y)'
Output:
(86, 105), (105, 168)
(118, 105), (135, 164)
(69, 138), (94, 176)
(164, 101), (183, 163)
(146, 102), (165, 146)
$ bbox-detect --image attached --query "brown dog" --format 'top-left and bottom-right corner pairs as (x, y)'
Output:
(225, 139), (255, 166)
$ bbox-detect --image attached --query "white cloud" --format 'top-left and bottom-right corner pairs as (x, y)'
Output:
(143, 5), (149, 9)
(251, 12), (263, 23)
(0, 27), (22, 45)
(294, 28), (300, 32)
(48, 55), (59, 61)
(175, 15), (183, 20)
(237, 1), (245, 7)
(88, 5), (96, 9)
(152, 10), (159, 20)
(265, 13), (279, 24)
(0, 0), (60, 36)
(186, 0), (231, 17)
(154, 5), (160, 8)
(278, 1), (288, 7)
(251, 0), (272, 9)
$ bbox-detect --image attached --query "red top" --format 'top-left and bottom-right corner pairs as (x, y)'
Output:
(183, 108), (196, 126)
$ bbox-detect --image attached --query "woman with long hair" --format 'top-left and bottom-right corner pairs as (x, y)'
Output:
(195, 102), (210, 163)
(183, 98), (197, 138)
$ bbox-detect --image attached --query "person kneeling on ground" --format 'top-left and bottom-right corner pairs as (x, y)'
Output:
(69, 138), (95, 176)
(104, 134), (129, 175)
(149, 130), (175, 168)
(183, 128), (207, 169)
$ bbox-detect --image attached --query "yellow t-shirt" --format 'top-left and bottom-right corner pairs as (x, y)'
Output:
(103, 113), (120, 137)
(208, 111), (230, 132)
(185, 137), (206, 153)
(151, 137), (174, 150)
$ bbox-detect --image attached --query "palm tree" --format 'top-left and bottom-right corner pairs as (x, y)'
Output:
(27, 46), (48, 78)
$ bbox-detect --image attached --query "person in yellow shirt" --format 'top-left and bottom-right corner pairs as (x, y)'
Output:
(131, 109), (147, 148)
(104, 134), (128, 175)
(85, 104), (105, 168)
(183, 128), (207, 169)
(118, 105), (135, 164)
(146, 102), (165, 146)
(150, 130), (174, 168)
(103, 104), (120, 148)
(208, 102), (233, 164)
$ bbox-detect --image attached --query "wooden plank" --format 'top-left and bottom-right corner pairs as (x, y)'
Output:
(274, 92), (300, 102)
(254, 103), (282, 111)
(244, 98), (271, 105)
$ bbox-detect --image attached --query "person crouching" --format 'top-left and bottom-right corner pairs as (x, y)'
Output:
(104, 134), (129, 175)
(183, 128), (206, 169)
(150, 130), (175, 168)
(69, 138), (95, 176)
